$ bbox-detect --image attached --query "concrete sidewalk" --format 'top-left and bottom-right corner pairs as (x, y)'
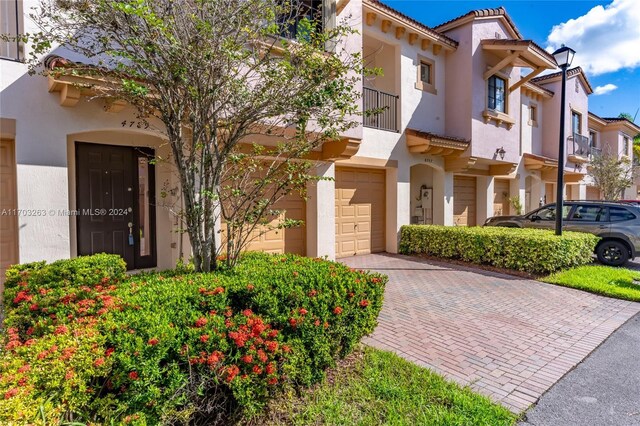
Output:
(520, 313), (640, 426)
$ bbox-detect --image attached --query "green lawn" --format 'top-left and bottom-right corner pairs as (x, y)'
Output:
(542, 265), (640, 302)
(257, 346), (517, 426)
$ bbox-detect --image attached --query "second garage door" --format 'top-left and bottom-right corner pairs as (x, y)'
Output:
(222, 192), (306, 256)
(335, 167), (385, 258)
(454, 175), (477, 226)
(586, 186), (601, 201)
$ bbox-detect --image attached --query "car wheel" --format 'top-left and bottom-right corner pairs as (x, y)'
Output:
(596, 240), (630, 267)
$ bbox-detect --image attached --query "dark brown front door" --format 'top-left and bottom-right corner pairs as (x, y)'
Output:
(76, 143), (156, 269)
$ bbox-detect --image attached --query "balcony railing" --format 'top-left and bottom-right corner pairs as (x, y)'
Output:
(570, 132), (591, 157)
(363, 87), (399, 132)
(590, 147), (602, 159)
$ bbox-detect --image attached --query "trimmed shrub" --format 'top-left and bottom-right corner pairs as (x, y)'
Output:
(399, 225), (598, 275)
(0, 252), (386, 425)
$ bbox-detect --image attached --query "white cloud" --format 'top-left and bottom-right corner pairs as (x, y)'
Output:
(593, 83), (619, 95)
(546, 0), (640, 75)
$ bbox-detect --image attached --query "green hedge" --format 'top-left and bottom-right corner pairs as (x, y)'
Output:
(399, 225), (598, 275)
(1, 252), (386, 425)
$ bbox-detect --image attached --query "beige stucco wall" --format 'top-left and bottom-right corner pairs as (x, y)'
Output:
(538, 74), (590, 173)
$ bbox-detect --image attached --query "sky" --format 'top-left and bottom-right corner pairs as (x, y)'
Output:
(380, 0), (640, 122)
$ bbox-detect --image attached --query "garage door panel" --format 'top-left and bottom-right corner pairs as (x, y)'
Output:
(1, 139), (18, 288)
(335, 167), (385, 258)
(222, 192), (306, 256)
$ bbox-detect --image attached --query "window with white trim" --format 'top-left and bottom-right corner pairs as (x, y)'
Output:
(0, 0), (22, 61)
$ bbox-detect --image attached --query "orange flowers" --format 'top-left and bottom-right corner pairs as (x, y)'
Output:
(148, 338), (159, 345)
(54, 325), (69, 335)
(265, 341), (278, 352)
(13, 290), (32, 304)
(128, 371), (139, 380)
(225, 365), (240, 382)
(359, 299), (369, 307)
(4, 388), (18, 399)
(199, 334), (210, 343)
(93, 358), (105, 367)
(333, 306), (343, 315)
(194, 317), (208, 327)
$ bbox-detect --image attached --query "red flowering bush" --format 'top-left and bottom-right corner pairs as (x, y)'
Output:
(1, 252), (386, 424)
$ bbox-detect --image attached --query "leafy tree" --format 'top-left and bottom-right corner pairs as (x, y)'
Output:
(18, 0), (365, 271)
(588, 149), (637, 200)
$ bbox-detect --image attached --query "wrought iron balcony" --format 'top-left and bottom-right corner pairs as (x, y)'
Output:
(363, 87), (399, 132)
(571, 132), (591, 157)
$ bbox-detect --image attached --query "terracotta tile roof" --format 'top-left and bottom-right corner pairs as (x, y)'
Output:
(45, 55), (87, 70)
(522, 80), (554, 97)
(602, 117), (640, 132)
(406, 128), (470, 144)
(434, 6), (523, 39)
(530, 66), (594, 94)
(365, 0), (458, 48)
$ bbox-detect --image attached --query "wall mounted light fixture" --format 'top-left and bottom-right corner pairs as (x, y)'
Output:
(496, 146), (506, 160)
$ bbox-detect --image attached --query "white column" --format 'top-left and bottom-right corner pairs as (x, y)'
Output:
(624, 186), (638, 200)
(306, 162), (335, 259)
(529, 176), (543, 212)
(509, 174), (526, 215)
(442, 172), (454, 225)
(476, 176), (494, 224)
(388, 166), (408, 253)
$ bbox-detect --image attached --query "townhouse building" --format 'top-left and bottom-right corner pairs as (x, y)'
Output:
(1, 0), (639, 281)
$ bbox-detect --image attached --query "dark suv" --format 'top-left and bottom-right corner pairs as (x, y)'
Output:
(484, 201), (640, 266)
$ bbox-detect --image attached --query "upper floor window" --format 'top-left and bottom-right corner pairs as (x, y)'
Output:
(488, 75), (506, 113)
(420, 61), (432, 85)
(278, 0), (323, 40)
(572, 111), (581, 135)
(589, 130), (597, 148)
(415, 56), (436, 94)
(623, 136), (630, 156)
(0, 0), (22, 61)
(528, 104), (537, 125)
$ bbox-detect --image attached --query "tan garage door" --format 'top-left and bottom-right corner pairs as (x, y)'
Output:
(586, 186), (600, 201)
(493, 179), (510, 216)
(1, 139), (19, 287)
(454, 175), (477, 226)
(223, 193), (306, 256)
(335, 167), (385, 258)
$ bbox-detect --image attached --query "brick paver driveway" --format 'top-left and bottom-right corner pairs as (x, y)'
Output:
(341, 254), (640, 413)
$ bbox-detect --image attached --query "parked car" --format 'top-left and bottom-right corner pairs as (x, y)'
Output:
(484, 201), (640, 266)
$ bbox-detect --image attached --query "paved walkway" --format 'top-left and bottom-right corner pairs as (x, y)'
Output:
(341, 254), (640, 413)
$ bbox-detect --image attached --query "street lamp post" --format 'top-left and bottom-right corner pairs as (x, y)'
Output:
(551, 45), (576, 236)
